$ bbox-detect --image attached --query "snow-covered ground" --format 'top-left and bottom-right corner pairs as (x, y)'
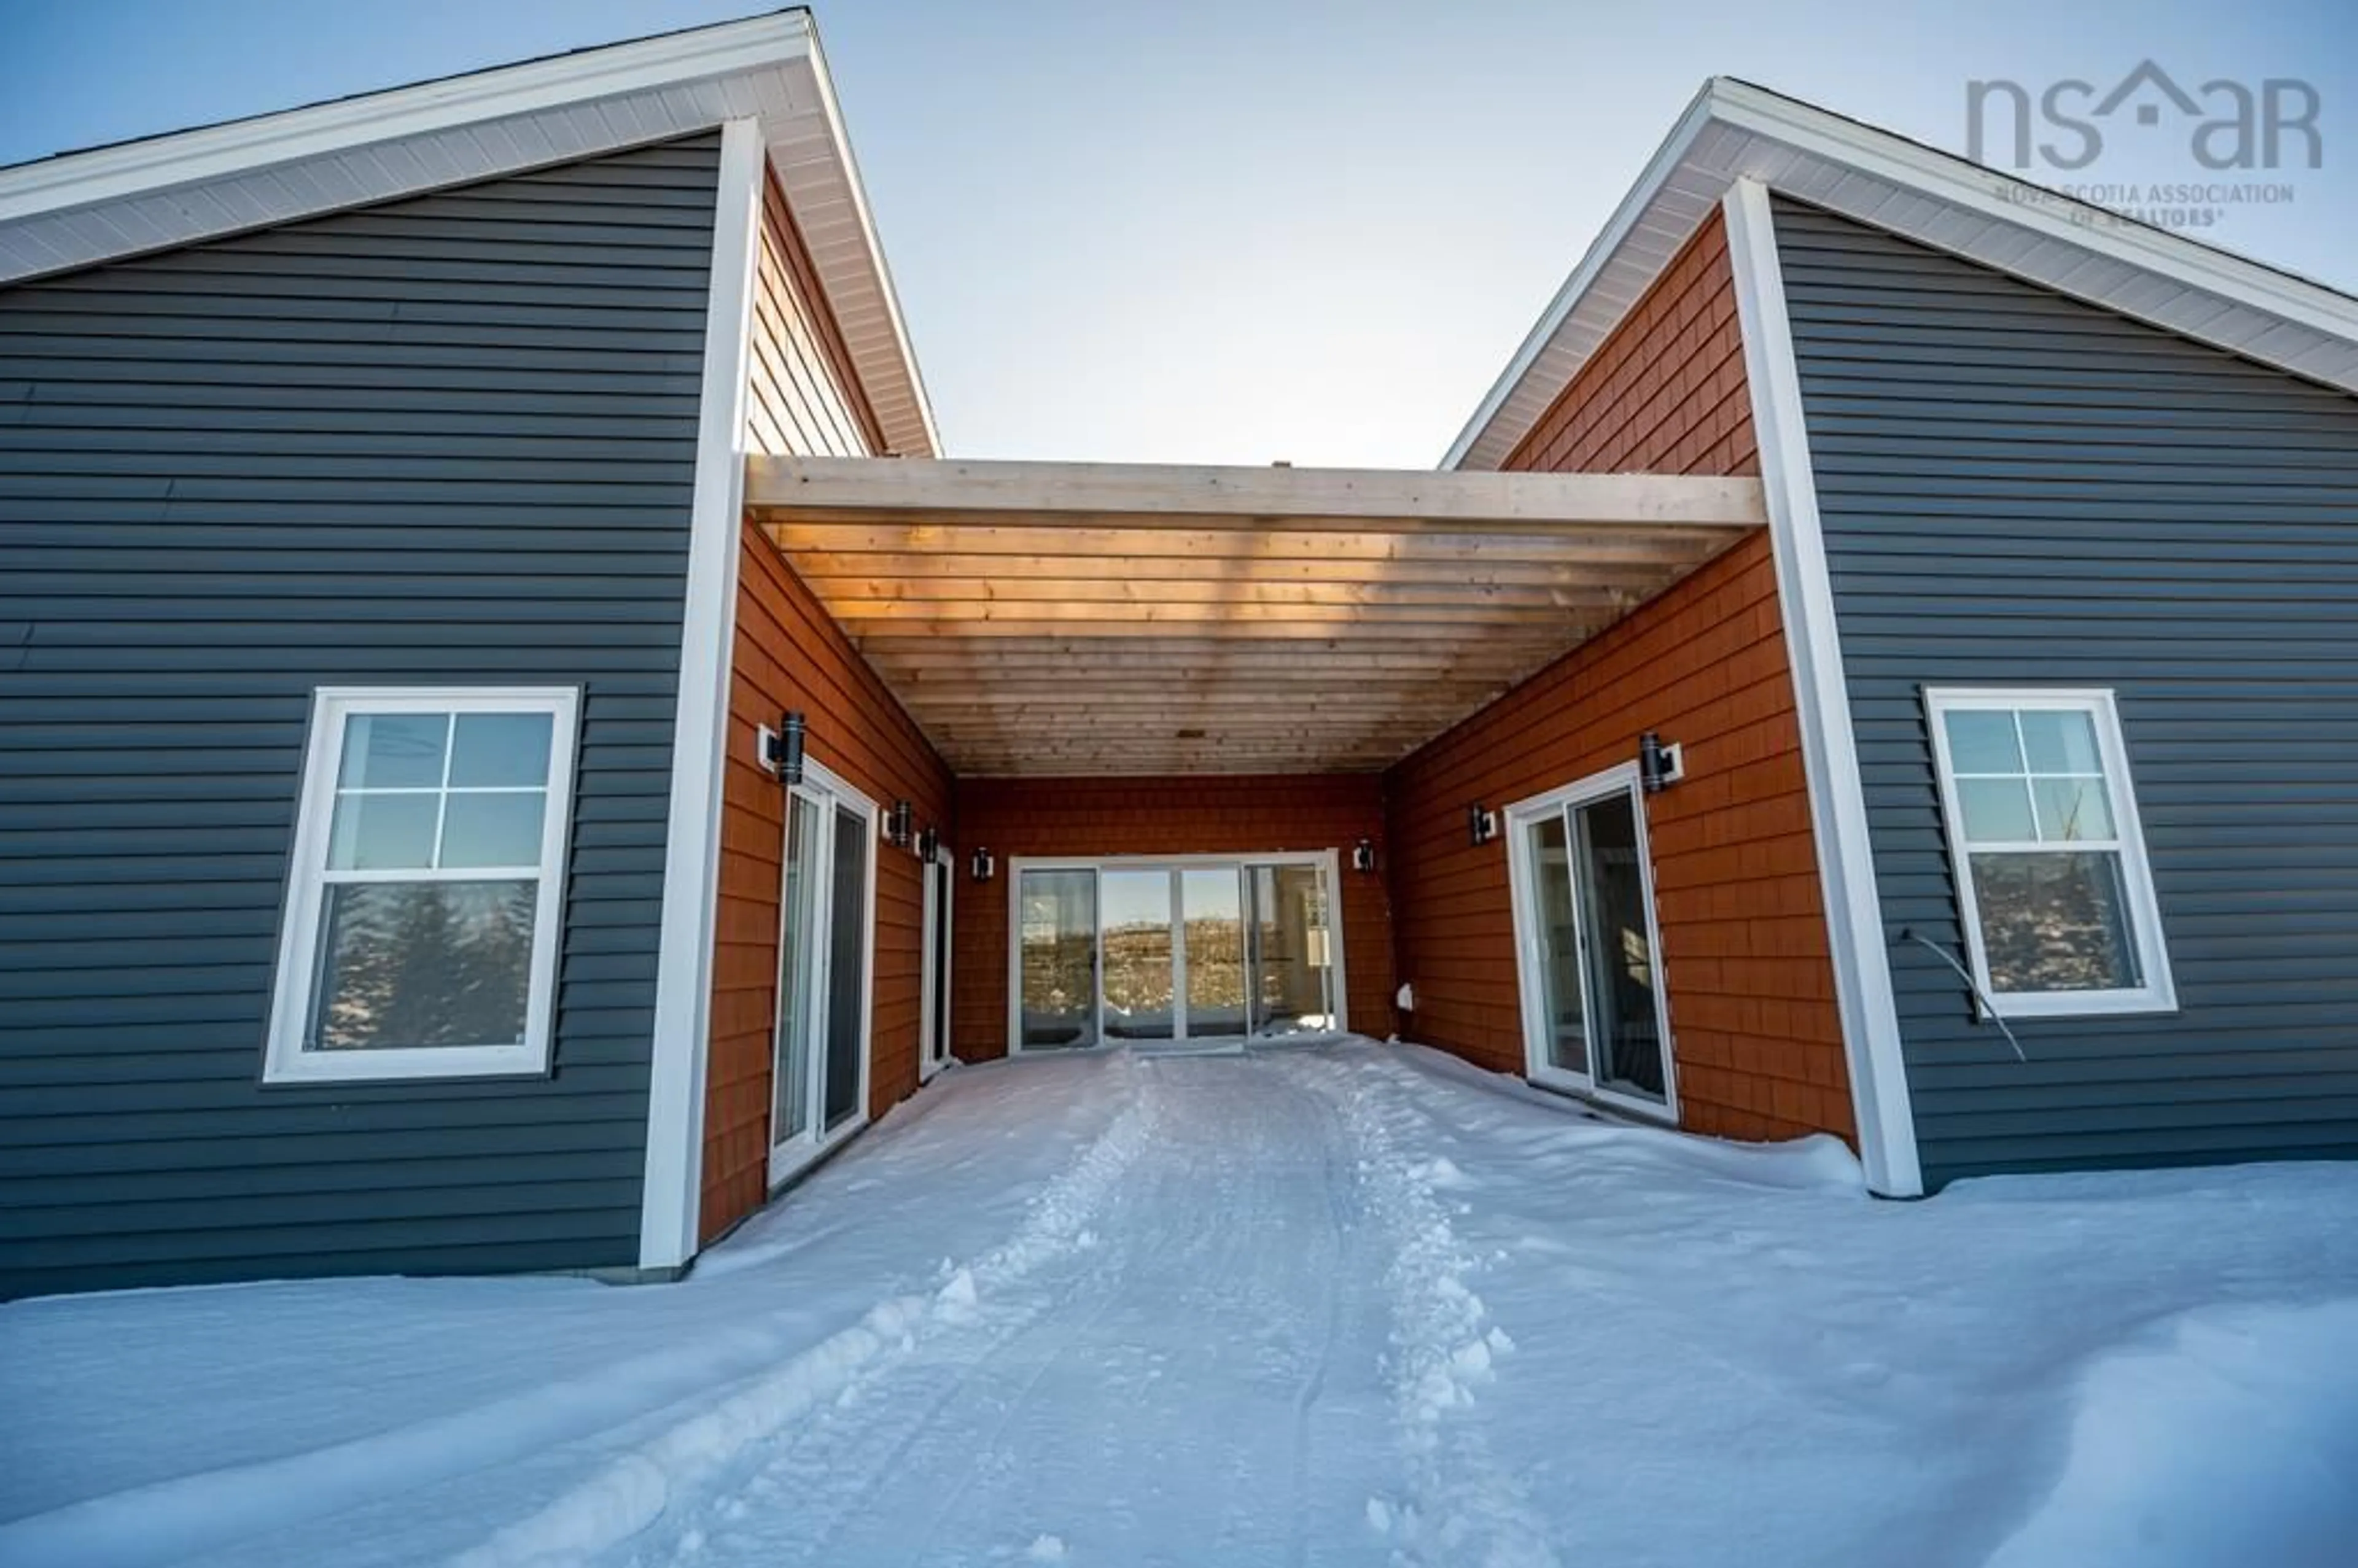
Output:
(6, 1039), (2358, 1568)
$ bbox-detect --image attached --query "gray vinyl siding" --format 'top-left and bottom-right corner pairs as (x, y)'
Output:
(0, 134), (720, 1297)
(1774, 196), (2358, 1186)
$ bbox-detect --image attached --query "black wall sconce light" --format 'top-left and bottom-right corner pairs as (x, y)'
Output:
(917, 825), (940, 864)
(970, 847), (996, 883)
(885, 799), (914, 850)
(1351, 838), (1378, 874)
(1639, 731), (1686, 794)
(759, 710), (807, 785)
(1466, 804), (1498, 847)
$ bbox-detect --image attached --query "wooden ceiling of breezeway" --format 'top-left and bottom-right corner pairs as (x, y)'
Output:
(745, 456), (1766, 776)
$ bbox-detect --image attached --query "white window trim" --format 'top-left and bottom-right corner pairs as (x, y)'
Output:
(766, 753), (879, 1190)
(262, 686), (580, 1085)
(1924, 686), (2176, 1020)
(1502, 763), (1681, 1127)
(1004, 850), (1350, 1056)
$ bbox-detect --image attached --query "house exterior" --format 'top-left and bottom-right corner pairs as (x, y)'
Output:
(3, 14), (2355, 1300)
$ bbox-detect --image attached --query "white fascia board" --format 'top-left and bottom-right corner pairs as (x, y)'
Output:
(639, 117), (767, 1275)
(790, 28), (940, 458)
(1441, 80), (1721, 471)
(0, 11), (812, 222)
(1450, 76), (2358, 473)
(1721, 177), (1923, 1199)
(1706, 79), (2358, 348)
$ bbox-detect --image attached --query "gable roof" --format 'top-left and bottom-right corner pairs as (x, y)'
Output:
(1447, 77), (2358, 470)
(0, 7), (937, 457)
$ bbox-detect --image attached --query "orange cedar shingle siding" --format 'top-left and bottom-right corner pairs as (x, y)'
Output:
(699, 161), (952, 1244)
(1383, 211), (1854, 1146)
(704, 524), (955, 1241)
(951, 776), (1398, 1060)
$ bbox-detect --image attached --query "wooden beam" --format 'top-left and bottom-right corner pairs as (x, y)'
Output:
(785, 551), (1695, 589)
(893, 681), (1513, 703)
(766, 526), (1738, 566)
(859, 639), (1557, 667)
(747, 455), (1767, 532)
(848, 616), (1599, 642)
(814, 580), (1636, 612)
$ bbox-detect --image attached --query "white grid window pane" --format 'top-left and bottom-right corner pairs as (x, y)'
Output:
(449, 712), (553, 788)
(1957, 778), (2036, 843)
(338, 713), (448, 789)
(2031, 776), (2114, 843)
(327, 793), (439, 870)
(2020, 709), (2104, 775)
(1942, 709), (2023, 774)
(438, 791), (547, 869)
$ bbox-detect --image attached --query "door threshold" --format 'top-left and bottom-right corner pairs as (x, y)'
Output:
(1524, 1076), (1678, 1129)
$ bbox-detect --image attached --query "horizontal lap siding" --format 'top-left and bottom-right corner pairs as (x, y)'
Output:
(701, 164), (943, 1243)
(952, 777), (1396, 1060)
(1777, 196), (2358, 1183)
(744, 165), (885, 461)
(0, 136), (719, 1297)
(1386, 212), (1854, 1144)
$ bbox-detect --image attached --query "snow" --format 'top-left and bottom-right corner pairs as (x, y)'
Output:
(4, 1039), (2357, 1567)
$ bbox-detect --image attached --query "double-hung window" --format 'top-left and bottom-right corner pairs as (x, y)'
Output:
(1924, 688), (2174, 1017)
(263, 688), (579, 1083)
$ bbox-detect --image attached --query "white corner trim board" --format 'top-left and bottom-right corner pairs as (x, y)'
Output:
(1722, 177), (1924, 1200)
(639, 117), (767, 1274)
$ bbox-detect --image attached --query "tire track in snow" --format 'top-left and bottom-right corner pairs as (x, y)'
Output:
(681, 1051), (1383, 1567)
(677, 1124), (1153, 1568)
(1281, 1049), (1562, 1568)
(1283, 1079), (1353, 1568)
(448, 1055), (1161, 1568)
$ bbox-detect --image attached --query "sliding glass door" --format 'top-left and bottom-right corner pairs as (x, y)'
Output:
(1181, 869), (1248, 1036)
(1245, 863), (1335, 1036)
(1009, 855), (1343, 1051)
(1018, 869), (1097, 1049)
(1101, 869), (1176, 1041)
(770, 763), (877, 1184)
(1506, 767), (1676, 1117)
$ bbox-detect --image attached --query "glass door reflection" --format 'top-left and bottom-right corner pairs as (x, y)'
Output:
(1571, 790), (1668, 1101)
(1180, 868), (1247, 1038)
(1018, 869), (1098, 1049)
(1246, 864), (1335, 1036)
(1100, 869), (1175, 1041)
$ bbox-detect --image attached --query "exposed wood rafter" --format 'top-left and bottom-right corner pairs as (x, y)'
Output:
(747, 456), (1763, 777)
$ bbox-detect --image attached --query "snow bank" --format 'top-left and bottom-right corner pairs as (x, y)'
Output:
(1986, 1300), (2358, 1567)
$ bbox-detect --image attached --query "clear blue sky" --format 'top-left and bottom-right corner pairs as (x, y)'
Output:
(4, 1), (2352, 465)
